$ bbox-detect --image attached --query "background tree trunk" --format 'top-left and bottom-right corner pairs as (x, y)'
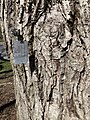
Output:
(1, 0), (90, 120)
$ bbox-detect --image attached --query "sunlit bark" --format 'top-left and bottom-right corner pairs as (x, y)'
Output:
(1, 0), (90, 120)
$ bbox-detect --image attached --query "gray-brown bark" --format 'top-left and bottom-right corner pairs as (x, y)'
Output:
(1, 0), (90, 120)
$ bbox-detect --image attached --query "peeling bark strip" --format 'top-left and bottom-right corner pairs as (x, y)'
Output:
(1, 0), (90, 120)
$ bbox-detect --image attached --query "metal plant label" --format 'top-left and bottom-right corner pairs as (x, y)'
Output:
(13, 41), (28, 64)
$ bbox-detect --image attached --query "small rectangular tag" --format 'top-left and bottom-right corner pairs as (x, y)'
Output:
(13, 41), (28, 64)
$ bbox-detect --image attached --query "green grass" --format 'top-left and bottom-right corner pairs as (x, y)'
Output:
(0, 38), (3, 42)
(0, 59), (12, 74)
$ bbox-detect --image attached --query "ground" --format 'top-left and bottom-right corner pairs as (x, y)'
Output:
(0, 71), (16, 120)
(0, 26), (16, 120)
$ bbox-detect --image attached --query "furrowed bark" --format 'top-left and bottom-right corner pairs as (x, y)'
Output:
(1, 0), (90, 120)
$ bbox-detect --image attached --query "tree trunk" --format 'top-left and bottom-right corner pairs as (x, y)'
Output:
(1, 0), (90, 120)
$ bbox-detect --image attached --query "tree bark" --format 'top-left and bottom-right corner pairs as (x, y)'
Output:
(1, 0), (90, 120)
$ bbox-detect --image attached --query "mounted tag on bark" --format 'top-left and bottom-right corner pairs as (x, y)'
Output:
(13, 41), (28, 64)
